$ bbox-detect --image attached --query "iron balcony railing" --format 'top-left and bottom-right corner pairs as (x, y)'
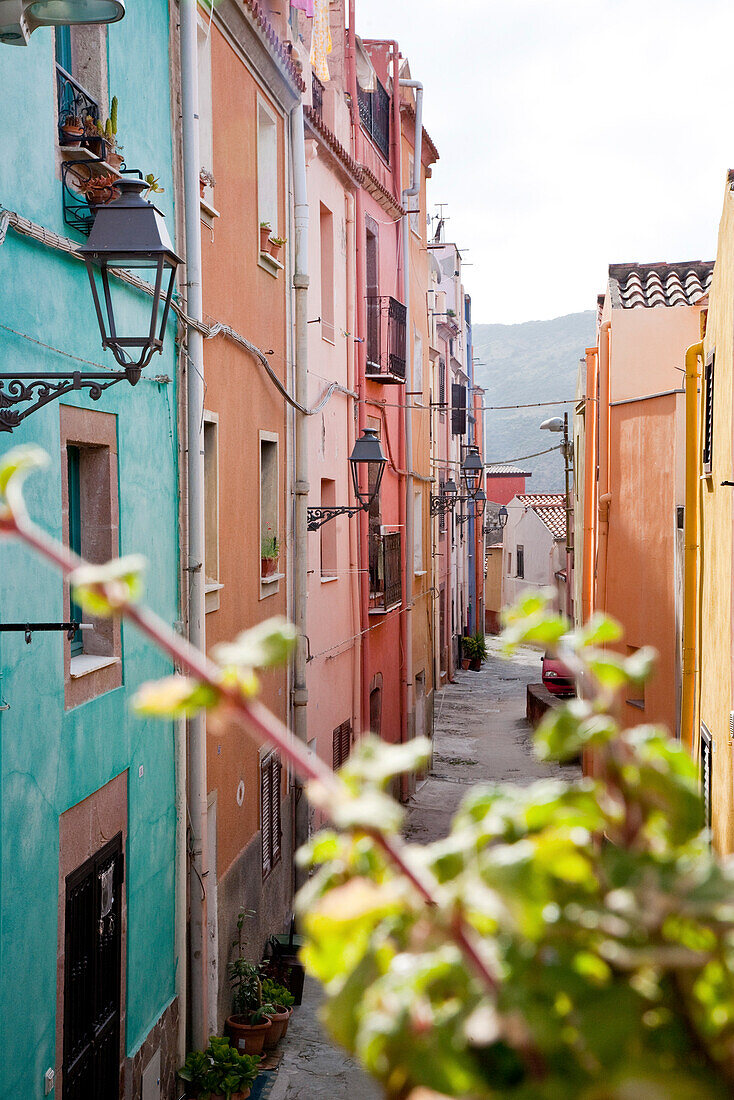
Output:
(366, 295), (407, 382)
(369, 531), (402, 612)
(312, 72), (324, 119)
(357, 76), (390, 161)
(56, 65), (101, 151)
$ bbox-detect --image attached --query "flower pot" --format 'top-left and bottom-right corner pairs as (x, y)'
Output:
(210, 1092), (250, 1100)
(225, 1014), (272, 1056)
(264, 1005), (290, 1048)
(259, 226), (272, 252)
(461, 658), (470, 670)
(85, 185), (121, 208)
(107, 151), (124, 171)
(268, 239), (282, 260)
(281, 1005), (294, 1040)
(60, 125), (83, 147)
(469, 658), (481, 671)
(261, 557), (277, 578)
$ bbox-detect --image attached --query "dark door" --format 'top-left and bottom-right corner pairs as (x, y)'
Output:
(63, 833), (123, 1100)
(365, 217), (379, 366)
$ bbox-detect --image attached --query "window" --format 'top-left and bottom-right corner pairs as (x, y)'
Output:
(61, 407), (121, 708)
(257, 98), (278, 240)
(356, 77), (390, 161)
(700, 722), (712, 829)
(204, 415), (220, 612)
(507, 552), (512, 576)
(197, 14), (214, 204)
(54, 24), (109, 133)
(516, 545), (524, 579)
(702, 351), (715, 475)
(320, 204), (335, 342)
(332, 720), (352, 770)
(260, 752), (282, 878)
(438, 356), (446, 417)
(320, 478), (337, 579)
(451, 382), (467, 435)
(626, 646), (645, 710)
(369, 685), (382, 737)
(414, 490), (424, 573)
(260, 434), (279, 593)
(438, 476), (446, 534)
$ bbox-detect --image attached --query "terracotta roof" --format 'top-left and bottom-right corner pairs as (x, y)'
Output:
(514, 494), (566, 539)
(608, 261), (714, 309)
(516, 493), (565, 507)
(358, 163), (406, 218)
(304, 107), (361, 183)
(241, 0), (306, 92)
(486, 464), (531, 476)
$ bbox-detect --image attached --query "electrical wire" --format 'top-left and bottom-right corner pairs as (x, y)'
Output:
(485, 444), (563, 465)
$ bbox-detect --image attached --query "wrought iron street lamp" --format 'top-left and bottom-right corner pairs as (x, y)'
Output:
(430, 477), (458, 516)
(80, 177), (182, 380)
(483, 503), (508, 537)
(498, 505), (508, 528)
(0, 179), (181, 432)
(461, 444), (483, 498)
(307, 428), (387, 531)
(457, 487), (486, 528)
(0, 0), (124, 45)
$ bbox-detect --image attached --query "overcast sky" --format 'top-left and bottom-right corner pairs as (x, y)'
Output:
(355, 0), (734, 324)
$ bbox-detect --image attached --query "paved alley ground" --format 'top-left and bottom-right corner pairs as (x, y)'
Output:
(266, 634), (581, 1098)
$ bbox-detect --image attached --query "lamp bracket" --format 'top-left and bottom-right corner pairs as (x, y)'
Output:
(0, 621), (91, 643)
(0, 370), (128, 432)
(430, 495), (456, 516)
(307, 504), (365, 532)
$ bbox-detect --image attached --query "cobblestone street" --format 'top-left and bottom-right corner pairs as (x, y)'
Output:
(266, 636), (581, 1097)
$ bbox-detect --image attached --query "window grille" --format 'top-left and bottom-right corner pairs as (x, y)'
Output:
(261, 752), (282, 878)
(332, 720), (352, 770)
(702, 351), (715, 475)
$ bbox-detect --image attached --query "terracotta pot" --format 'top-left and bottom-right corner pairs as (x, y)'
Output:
(268, 239), (282, 260)
(107, 151), (124, 170)
(264, 1005), (290, 1049)
(225, 1014), (272, 1056)
(461, 658), (470, 670)
(210, 1092), (250, 1100)
(60, 124), (83, 146)
(261, 557), (277, 578)
(259, 225), (272, 252)
(281, 1005), (294, 1040)
(469, 658), (481, 671)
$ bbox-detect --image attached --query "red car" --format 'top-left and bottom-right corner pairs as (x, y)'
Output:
(541, 651), (576, 696)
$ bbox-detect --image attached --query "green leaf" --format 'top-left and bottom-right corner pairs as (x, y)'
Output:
(586, 650), (629, 692)
(535, 705), (617, 763)
(575, 612), (623, 648)
(625, 646), (657, 684)
(133, 675), (220, 718)
(211, 616), (297, 670)
(340, 736), (432, 788)
(0, 444), (49, 524)
(70, 554), (147, 615)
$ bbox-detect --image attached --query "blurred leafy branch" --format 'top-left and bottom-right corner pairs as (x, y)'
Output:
(4, 447), (734, 1099)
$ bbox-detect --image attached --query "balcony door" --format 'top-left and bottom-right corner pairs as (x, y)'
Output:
(63, 834), (123, 1100)
(365, 216), (379, 367)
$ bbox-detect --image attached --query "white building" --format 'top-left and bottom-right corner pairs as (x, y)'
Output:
(503, 494), (567, 612)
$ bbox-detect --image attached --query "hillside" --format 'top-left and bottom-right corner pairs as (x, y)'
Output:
(472, 311), (597, 493)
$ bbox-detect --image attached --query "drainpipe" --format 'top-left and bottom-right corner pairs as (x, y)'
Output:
(399, 76), (421, 777)
(180, 0), (209, 1049)
(681, 340), (704, 753)
(291, 103), (310, 854)
(346, 192), (362, 740)
(596, 321), (611, 613)
(582, 346), (598, 623)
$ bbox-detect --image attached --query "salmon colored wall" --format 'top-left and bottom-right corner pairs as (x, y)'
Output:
(699, 179), (734, 854)
(605, 395), (681, 734)
(203, 25), (290, 877)
(485, 546), (503, 628)
(485, 474), (528, 506)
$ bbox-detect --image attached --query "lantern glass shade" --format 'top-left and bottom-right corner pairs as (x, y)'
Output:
(444, 478), (458, 499)
(474, 488), (486, 515)
(498, 505), (508, 528)
(349, 428), (386, 508)
(461, 445), (483, 493)
(26, 0), (125, 24)
(79, 179), (181, 378)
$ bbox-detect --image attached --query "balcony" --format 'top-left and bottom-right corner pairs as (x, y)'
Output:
(56, 65), (101, 152)
(312, 72), (324, 119)
(357, 77), (390, 161)
(369, 531), (402, 613)
(366, 295), (406, 383)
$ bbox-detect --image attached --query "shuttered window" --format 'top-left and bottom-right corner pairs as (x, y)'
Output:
(702, 351), (715, 475)
(261, 752), (282, 878)
(438, 356), (446, 413)
(438, 476), (446, 534)
(451, 383), (467, 436)
(700, 723), (712, 830)
(332, 720), (352, 770)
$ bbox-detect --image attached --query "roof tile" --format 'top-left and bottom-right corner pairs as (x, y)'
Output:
(609, 261), (714, 309)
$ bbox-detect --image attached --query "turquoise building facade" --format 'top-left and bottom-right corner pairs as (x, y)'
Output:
(0, 4), (181, 1097)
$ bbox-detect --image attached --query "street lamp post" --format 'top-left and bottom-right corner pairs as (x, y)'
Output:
(540, 414), (573, 618)
(306, 428), (387, 530)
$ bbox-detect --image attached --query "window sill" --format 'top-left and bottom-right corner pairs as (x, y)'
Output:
(205, 581), (224, 614)
(368, 601), (401, 616)
(261, 572), (285, 585)
(414, 569), (428, 577)
(69, 654), (120, 679)
(626, 699), (645, 710)
(320, 575), (338, 583)
(258, 250), (284, 277)
(200, 196), (220, 228)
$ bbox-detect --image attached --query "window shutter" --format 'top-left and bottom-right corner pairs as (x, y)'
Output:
(332, 721), (352, 770)
(261, 757), (272, 877)
(702, 352), (715, 475)
(451, 383), (466, 436)
(700, 722), (712, 829)
(272, 755), (282, 866)
(439, 356), (446, 409)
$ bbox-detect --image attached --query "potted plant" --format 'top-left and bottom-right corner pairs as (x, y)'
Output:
(261, 528), (279, 578)
(261, 978), (295, 1048)
(268, 235), (286, 260)
(144, 173), (165, 199)
(179, 1035), (260, 1099)
(226, 959), (274, 1055)
(77, 172), (121, 207)
(462, 631), (487, 672)
(259, 221), (272, 252)
(60, 113), (84, 147)
(200, 167), (216, 199)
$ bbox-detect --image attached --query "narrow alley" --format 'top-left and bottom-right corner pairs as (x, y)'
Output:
(265, 636), (580, 1098)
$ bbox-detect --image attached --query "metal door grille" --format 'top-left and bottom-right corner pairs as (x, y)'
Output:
(63, 833), (123, 1100)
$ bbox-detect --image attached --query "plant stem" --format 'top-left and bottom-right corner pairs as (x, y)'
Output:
(10, 512), (500, 998)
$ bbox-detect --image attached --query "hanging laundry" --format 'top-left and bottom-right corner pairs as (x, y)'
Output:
(310, 0), (332, 82)
(290, 0), (314, 16)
